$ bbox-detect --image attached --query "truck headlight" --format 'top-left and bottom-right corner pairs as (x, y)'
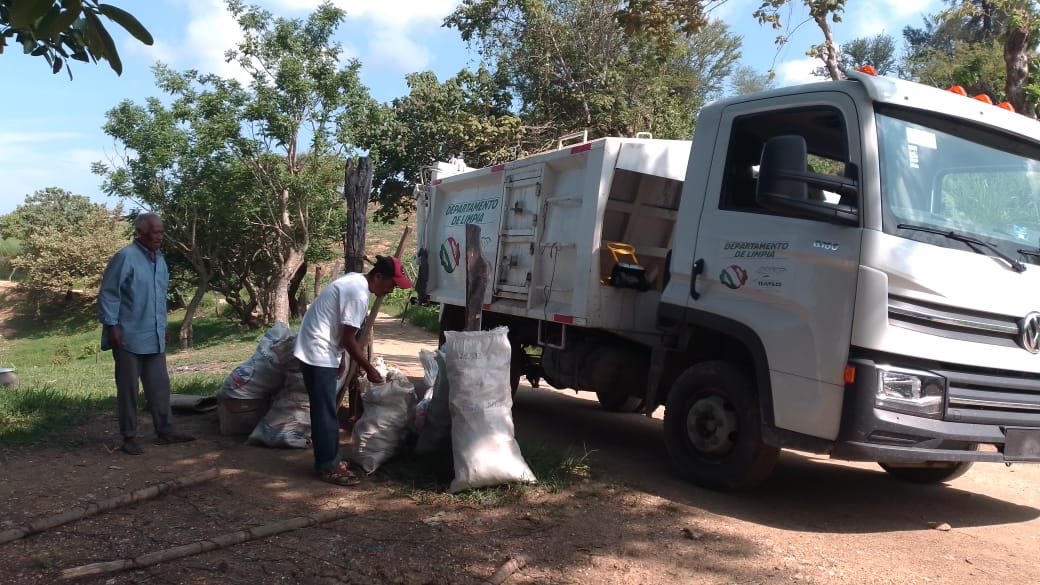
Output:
(874, 366), (945, 418)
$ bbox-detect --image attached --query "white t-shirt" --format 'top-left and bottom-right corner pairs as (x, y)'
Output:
(293, 273), (369, 367)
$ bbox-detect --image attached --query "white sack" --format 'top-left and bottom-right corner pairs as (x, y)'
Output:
(415, 350), (451, 453)
(246, 387), (311, 448)
(218, 322), (294, 400)
(350, 359), (416, 473)
(444, 327), (535, 493)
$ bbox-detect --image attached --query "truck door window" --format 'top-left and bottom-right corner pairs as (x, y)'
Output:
(720, 107), (852, 214)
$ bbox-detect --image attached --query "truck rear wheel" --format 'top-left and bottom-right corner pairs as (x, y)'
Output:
(663, 361), (778, 491)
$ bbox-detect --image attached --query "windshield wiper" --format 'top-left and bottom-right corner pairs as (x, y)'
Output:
(897, 223), (1026, 273)
(1017, 248), (1040, 261)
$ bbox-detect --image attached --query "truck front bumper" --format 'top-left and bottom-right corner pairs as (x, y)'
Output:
(831, 358), (1040, 464)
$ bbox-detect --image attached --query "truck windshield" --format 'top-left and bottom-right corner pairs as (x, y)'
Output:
(877, 108), (1040, 263)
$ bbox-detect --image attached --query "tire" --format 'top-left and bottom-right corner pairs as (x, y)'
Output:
(438, 304), (465, 346)
(879, 444), (978, 484)
(663, 361), (779, 491)
(595, 390), (646, 413)
(510, 342), (525, 398)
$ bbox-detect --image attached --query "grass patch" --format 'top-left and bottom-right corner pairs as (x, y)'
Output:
(379, 442), (592, 507)
(0, 384), (114, 447)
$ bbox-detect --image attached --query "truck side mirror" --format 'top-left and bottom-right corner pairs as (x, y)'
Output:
(756, 135), (860, 226)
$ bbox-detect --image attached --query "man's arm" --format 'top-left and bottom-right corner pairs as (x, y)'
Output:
(98, 252), (126, 349)
(340, 325), (384, 384)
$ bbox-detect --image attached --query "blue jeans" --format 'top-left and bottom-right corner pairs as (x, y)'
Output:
(300, 362), (342, 473)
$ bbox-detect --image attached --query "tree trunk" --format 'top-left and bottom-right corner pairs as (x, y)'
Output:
(288, 261), (308, 319)
(1004, 24), (1031, 117)
(270, 248), (306, 324)
(343, 156), (373, 274)
(179, 272), (210, 350)
(814, 15), (842, 81)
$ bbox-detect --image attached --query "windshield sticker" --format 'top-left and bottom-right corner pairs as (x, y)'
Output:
(906, 127), (937, 149)
(721, 241), (791, 290)
(907, 144), (920, 169)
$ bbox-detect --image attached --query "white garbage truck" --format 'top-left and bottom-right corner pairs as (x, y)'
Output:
(413, 70), (1040, 490)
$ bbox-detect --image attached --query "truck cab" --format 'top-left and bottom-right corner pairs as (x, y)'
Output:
(660, 71), (1040, 489)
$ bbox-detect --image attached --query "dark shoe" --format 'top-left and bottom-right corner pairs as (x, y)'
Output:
(121, 439), (144, 455)
(319, 461), (361, 486)
(155, 431), (196, 445)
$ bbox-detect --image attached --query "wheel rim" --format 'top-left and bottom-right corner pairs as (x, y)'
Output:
(685, 393), (738, 456)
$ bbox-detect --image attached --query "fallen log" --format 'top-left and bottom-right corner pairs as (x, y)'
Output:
(0, 468), (221, 545)
(59, 507), (354, 580)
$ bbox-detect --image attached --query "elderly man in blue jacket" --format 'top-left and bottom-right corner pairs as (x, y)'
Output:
(98, 212), (194, 455)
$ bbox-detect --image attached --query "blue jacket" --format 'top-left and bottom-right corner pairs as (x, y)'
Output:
(98, 241), (169, 354)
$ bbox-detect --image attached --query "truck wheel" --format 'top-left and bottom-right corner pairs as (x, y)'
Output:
(595, 390), (646, 413)
(663, 361), (779, 491)
(879, 444), (978, 484)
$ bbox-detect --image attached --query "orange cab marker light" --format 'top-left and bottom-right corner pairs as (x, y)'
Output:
(947, 85), (967, 96)
(997, 101), (1016, 112)
(973, 94), (993, 105)
(856, 65), (877, 76)
(844, 365), (856, 385)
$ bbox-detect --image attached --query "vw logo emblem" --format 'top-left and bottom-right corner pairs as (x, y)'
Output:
(1019, 312), (1040, 354)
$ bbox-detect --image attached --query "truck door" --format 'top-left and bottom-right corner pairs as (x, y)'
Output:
(687, 93), (864, 440)
(494, 164), (543, 302)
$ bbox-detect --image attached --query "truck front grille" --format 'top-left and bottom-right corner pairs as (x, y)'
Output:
(886, 296), (1040, 425)
(888, 295), (1020, 349)
(936, 365), (1040, 426)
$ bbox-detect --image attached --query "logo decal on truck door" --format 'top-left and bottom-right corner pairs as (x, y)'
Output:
(720, 265), (748, 289)
(439, 237), (461, 273)
(721, 241), (791, 291)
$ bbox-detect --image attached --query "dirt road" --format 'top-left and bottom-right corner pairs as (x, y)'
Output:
(0, 313), (1037, 584)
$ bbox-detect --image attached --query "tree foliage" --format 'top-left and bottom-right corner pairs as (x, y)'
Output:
(813, 33), (897, 78)
(0, 0), (152, 76)
(903, 1), (1040, 116)
(353, 67), (524, 221)
(3, 189), (126, 294)
(95, 1), (365, 328)
(728, 66), (776, 96)
(445, 0), (740, 142)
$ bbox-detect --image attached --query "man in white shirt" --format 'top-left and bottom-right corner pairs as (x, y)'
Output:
(294, 255), (412, 486)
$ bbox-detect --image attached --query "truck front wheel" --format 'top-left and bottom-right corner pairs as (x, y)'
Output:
(663, 361), (779, 491)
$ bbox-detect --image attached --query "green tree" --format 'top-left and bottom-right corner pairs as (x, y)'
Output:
(904, 1), (1040, 116)
(96, 1), (365, 328)
(728, 65), (776, 96)
(0, 0), (153, 76)
(223, 0), (371, 324)
(0, 187), (98, 241)
(813, 33), (897, 78)
(353, 67), (524, 222)
(446, 0), (741, 143)
(8, 195), (126, 296)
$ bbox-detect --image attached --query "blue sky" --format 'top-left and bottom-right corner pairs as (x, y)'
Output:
(0, 0), (942, 216)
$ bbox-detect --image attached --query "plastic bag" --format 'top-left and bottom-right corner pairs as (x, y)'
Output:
(443, 327), (536, 492)
(349, 360), (417, 473)
(414, 350), (451, 454)
(218, 322), (295, 401)
(246, 388), (311, 448)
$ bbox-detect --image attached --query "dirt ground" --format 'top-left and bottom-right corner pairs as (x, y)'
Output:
(1, 313), (1038, 585)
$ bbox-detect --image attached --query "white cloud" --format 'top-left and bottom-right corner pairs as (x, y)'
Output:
(265, 0), (459, 27)
(363, 29), (433, 75)
(776, 57), (823, 86)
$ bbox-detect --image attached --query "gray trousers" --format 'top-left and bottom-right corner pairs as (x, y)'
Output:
(113, 348), (174, 439)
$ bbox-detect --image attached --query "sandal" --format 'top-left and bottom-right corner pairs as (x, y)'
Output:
(320, 461), (361, 486)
